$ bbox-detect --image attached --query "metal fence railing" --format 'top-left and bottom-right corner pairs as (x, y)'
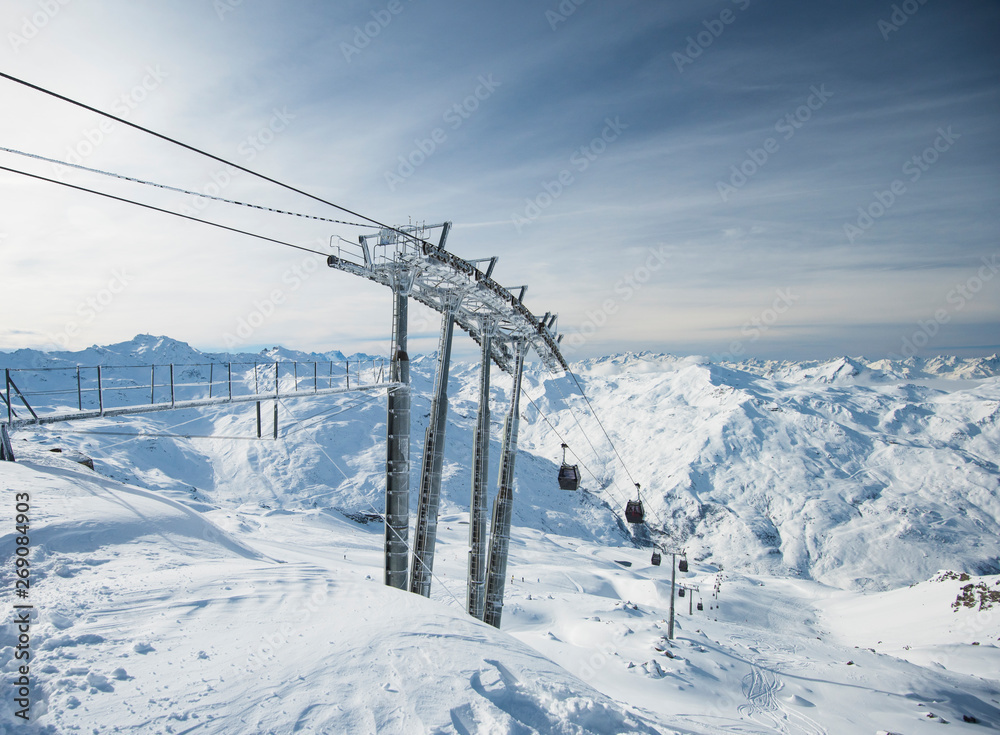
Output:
(3, 358), (388, 424)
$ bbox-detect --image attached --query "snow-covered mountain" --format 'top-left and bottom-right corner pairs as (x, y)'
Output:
(519, 352), (1000, 591)
(1, 338), (998, 732)
(0, 333), (376, 371)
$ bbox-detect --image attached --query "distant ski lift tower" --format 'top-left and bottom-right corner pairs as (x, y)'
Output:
(326, 220), (568, 627)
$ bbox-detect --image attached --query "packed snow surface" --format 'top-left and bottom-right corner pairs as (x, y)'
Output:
(1, 336), (998, 733)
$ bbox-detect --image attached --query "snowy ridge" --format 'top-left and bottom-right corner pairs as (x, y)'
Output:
(0, 334), (380, 371)
(721, 353), (1000, 382)
(520, 352), (1000, 591)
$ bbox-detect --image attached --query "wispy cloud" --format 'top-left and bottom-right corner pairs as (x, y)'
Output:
(1, 0), (997, 360)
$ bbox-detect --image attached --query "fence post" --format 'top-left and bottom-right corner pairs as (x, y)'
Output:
(97, 366), (103, 414)
(5, 369), (10, 422)
(314, 362), (318, 393)
(169, 364), (175, 407)
(77, 366), (83, 411)
(228, 363), (232, 400)
(209, 363), (214, 399)
(150, 365), (154, 404)
(346, 360), (350, 390)
(0, 423), (14, 462)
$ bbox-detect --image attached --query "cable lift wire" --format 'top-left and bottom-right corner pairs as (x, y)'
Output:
(0, 71), (434, 248)
(0, 163), (329, 258)
(519, 387), (634, 524)
(543, 371), (638, 510)
(0, 145), (377, 229)
(544, 373), (613, 485)
(539, 369), (673, 542)
(520, 390), (598, 494)
(566, 369), (640, 490)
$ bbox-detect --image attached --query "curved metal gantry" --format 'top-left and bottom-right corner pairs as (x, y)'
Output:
(328, 222), (566, 373)
(327, 222), (567, 627)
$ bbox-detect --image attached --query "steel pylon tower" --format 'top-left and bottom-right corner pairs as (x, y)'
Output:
(384, 287), (411, 590)
(468, 317), (497, 619)
(326, 221), (568, 620)
(483, 340), (526, 628)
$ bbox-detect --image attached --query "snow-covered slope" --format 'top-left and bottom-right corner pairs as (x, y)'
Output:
(0, 453), (661, 734)
(1, 339), (999, 732)
(519, 352), (1000, 590)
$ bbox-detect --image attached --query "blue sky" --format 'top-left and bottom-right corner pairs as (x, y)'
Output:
(1, 0), (997, 362)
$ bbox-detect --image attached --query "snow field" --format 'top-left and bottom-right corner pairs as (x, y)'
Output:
(1, 338), (998, 732)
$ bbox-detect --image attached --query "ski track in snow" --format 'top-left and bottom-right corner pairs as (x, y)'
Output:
(731, 635), (827, 735)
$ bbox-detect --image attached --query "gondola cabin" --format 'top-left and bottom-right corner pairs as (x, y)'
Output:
(678, 557), (689, 573)
(651, 551), (661, 566)
(624, 500), (644, 524)
(558, 464), (580, 491)
(678, 587), (685, 598)
(696, 601), (704, 611)
(557, 443), (580, 491)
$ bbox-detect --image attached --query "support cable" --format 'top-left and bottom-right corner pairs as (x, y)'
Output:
(519, 387), (632, 522)
(567, 370), (639, 489)
(543, 371), (673, 541)
(546, 374), (612, 487)
(0, 71), (432, 246)
(0, 164), (329, 258)
(0, 145), (376, 228)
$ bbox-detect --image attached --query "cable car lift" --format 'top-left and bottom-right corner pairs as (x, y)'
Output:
(624, 482), (644, 524)
(557, 443), (580, 491)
